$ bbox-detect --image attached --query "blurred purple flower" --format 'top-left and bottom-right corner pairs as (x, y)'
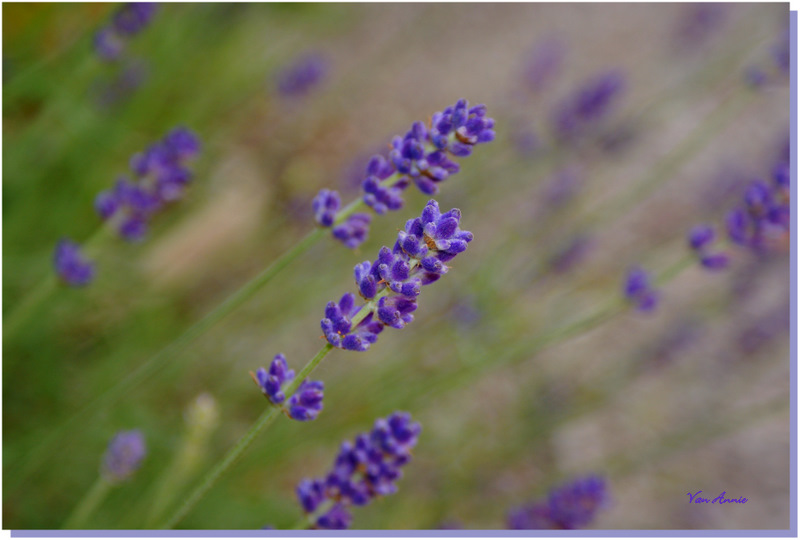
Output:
(102, 430), (146, 483)
(623, 266), (659, 313)
(551, 70), (626, 142)
(53, 239), (95, 287)
(94, 127), (201, 242)
(276, 53), (330, 98)
(687, 224), (729, 271)
(520, 37), (565, 94)
(508, 475), (609, 530)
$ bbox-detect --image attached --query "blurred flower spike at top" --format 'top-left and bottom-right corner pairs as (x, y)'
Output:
(508, 475), (609, 530)
(623, 266), (659, 313)
(253, 355), (324, 421)
(94, 127), (201, 242)
(93, 3), (158, 61)
(53, 239), (95, 287)
(726, 152), (790, 253)
(276, 53), (330, 98)
(551, 70), (626, 142)
(520, 36), (566, 94)
(322, 200), (473, 351)
(312, 99), (494, 250)
(295, 412), (421, 529)
(687, 224), (729, 271)
(672, 3), (729, 50)
(101, 430), (147, 483)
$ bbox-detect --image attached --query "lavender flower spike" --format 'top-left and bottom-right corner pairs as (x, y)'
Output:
(102, 430), (147, 483)
(53, 239), (95, 287)
(551, 70), (626, 142)
(623, 266), (659, 312)
(508, 475), (609, 530)
(323, 200), (473, 351)
(95, 127), (201, 243)
(295, 412), (421, 529)
(276, 53), (329, 98)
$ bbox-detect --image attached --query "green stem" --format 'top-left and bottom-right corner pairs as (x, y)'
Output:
(62, 476), (113, 529)
(160, 343), (335, 529)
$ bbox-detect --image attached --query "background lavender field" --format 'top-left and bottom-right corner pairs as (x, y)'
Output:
(2, 2), (791, 530)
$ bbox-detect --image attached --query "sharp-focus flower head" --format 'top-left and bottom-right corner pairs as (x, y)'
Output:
(295, 412), (421, 529)
(324, 200), (472, 351)
(102, 430), (147, 483)
(507, 475), (609, 530)
(53, 239), (95, 287)
(311, 101), (493, 250)
(276, 53), (330, 98)
(95, 127), (201, 242)
(623, 266), (659, 312)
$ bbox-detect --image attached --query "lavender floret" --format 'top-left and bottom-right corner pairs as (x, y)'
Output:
(286, 380), (324, 421)
(53, 240), (95, 287)
(255, 353), (295, 405)
(551, 70), (626, 141)
(332, 213), (371, 249)
(507, 475), (608, 530)
(276, 53), (329, 98)
(102, 430), (146, 483)
(313, 189), (341, 228)
(687, 224), (729, 271)
(623, 266), (659, 312)
(295, 412), (420, 529)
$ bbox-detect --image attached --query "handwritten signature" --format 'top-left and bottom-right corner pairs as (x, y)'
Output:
(687, 491), (748, 504)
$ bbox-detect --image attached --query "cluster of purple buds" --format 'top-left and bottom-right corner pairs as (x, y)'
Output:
(94, 127), (201, 242)
(623, 266), (659, 312)
(550, 70), (626, 142)
(726, 158), (790, 253)
(295, 412), (421, 529)
(687, 224), (729, 271)
(311, 100), (493, 249)
(276, 53), (330, 98)
(253, 355), (324, 422)
(53, 239), (95, 287)
(322, 200), (473, 351)
(507, 475), (608, 530)
(101, 430), (147, 483)
(93, 3), (157, 61)
(312, 190), (372, 249)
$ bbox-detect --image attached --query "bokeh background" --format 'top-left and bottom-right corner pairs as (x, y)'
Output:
(3, 2), (791, 530)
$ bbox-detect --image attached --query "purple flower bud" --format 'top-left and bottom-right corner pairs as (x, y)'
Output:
(508, 475), (608, 530)
(94, 28), (125, 61)
(521, 37), (565, 94)
(551, 70), (626, 141)
(276, 53), (329, 98)
(623, 266), (659, 313)
(286, 380), (324, 421)
(313, 189), (341, 228)
(102, 430), (146, 483)
(688, 224), (715, 250)
(53, 240), (95, 287)
(112, 3), (158, 37)
(700, 253), (729, 270)
(255, 353), (295, 405)
(332, 213), (371, 249)
(95, 190), (119, 220)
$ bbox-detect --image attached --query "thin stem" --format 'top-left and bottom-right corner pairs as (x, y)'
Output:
(62, 476), (113, 530)
(160, 343), (335, 529)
